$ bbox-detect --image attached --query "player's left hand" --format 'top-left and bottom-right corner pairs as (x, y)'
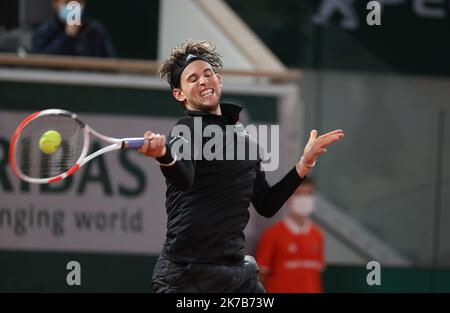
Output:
(299, 129), (345, 169)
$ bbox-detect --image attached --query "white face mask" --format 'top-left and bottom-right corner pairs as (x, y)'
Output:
(289, 195), (315, 217)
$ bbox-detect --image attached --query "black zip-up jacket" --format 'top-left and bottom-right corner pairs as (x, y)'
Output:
(156, 103), (304, 264)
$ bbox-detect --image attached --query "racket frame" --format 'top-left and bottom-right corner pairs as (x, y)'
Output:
(9, 109), (144, 184)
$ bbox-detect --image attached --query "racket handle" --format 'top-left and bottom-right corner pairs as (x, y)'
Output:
(122, 138), (145, 149)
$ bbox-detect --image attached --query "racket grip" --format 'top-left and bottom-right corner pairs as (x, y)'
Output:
(123, 138), (145, 149)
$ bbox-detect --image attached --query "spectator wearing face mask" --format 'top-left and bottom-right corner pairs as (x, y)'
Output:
(31, 0), (116, 57)
(255, 177), (325, 293)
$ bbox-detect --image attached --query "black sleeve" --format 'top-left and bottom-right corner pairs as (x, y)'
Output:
(155, 119), (198, 191)
(156, 141), (195, 192)
(251, 164), (304, 218)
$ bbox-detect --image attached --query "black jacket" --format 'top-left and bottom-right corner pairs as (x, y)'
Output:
(156, 103), (304, 264)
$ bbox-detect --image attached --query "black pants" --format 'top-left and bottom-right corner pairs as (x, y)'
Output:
(151, 254), (265, 293)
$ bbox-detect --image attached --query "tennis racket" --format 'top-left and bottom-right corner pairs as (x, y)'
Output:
(9, 109), (145, 184)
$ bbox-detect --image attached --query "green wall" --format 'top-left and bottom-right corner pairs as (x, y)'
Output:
(226, 0), (450, 77)
(2, 250), (450, 292)
(0, 81), (278, 123)
(84, 0), (160, 60)
(323, 265), (450, 293)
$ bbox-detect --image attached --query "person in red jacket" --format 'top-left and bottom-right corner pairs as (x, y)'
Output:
(256, 177), (325, 293)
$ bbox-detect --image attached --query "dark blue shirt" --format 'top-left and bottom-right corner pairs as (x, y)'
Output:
(31, 16), (116, 58)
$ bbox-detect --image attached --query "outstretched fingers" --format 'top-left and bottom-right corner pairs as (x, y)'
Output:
(318, 129), (344, 139)
(310, 129), (318, 140)
(318, 135), (342, 148)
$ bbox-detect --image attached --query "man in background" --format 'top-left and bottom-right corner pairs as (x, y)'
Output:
(31, 0), (116, 57)
(256, 178), (325, 293)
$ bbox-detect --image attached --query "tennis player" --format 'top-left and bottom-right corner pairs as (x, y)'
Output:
(138, 40), (344, 293)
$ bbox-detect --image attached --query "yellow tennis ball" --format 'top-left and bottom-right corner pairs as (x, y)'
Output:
(39, 130), (62, 154)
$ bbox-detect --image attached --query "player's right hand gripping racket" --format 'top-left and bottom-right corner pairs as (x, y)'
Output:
(9, 109), (145, 184)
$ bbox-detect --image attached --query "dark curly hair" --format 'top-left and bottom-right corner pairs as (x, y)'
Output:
(158, 39), (223, 89)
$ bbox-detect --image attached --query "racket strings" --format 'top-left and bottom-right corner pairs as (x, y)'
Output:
(14, 115), (86, 180)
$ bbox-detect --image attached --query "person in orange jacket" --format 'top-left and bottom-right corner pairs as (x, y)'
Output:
(256, 177), (325, 293)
